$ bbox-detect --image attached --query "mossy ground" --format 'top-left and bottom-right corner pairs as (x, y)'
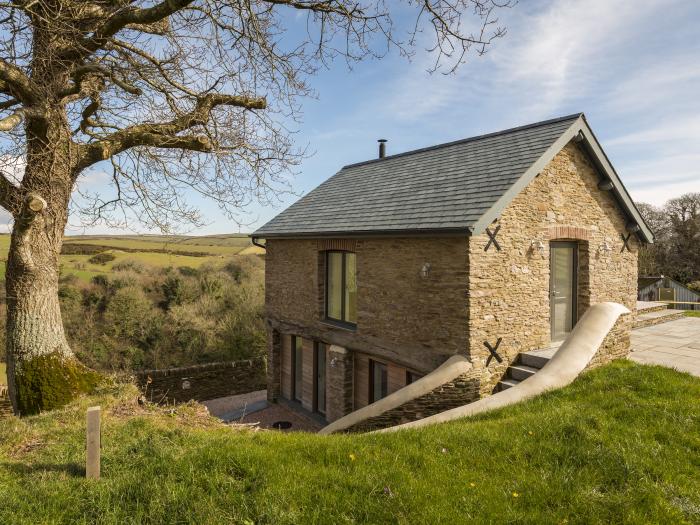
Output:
(14, 353), (101, 416)
(0, 361), (699, 524)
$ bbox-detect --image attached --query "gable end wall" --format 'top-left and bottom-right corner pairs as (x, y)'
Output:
(467, 142), (638, 392)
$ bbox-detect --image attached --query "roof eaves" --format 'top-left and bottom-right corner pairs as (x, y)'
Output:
(251, 226), (472, 239)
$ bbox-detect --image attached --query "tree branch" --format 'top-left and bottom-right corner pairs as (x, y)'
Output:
(76, 92), (266, 171)
(60, 63), (143, 100)
(0, 109), (23, 131)
(69, 0), (196, 60)
(0, 170), (22, 214)
(0, 59), (37, 104)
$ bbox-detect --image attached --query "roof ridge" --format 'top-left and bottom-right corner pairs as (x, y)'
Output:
(342, 113), (583, 170)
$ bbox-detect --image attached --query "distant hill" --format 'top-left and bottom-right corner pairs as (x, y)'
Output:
(0, 233), (264, 282)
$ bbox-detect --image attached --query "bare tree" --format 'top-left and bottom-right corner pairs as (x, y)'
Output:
(0, 0), (510, 415)
(637, 202), (668, 276)
(637, 194), (700, 283)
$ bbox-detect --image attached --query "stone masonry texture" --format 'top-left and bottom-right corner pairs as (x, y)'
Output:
(264, 140), (638, 419)
(343, 369), (481, 433)
(326, 345), (354, 422)
(265, 236), (469, 372)
(136, 357), (267, 404)
(467, 143), (638, 393)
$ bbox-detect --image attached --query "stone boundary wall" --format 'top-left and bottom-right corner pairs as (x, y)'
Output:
(342, 369), (481, 433)
(585, 313), (632, 370)
(633, 311), (685, 330)
(135, 357), (267, 404)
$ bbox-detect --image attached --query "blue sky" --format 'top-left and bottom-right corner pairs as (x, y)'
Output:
(62, 0), (700, 235)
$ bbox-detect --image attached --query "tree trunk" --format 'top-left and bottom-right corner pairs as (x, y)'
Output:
(5, 107), (99, 416)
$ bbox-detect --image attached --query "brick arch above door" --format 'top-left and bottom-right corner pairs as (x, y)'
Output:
(546, 225), (593, 241)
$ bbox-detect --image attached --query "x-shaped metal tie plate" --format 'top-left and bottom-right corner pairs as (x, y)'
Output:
(484, 225), (501, 252)
(484, 338), (503, 367)
(620, 233), (632, 252)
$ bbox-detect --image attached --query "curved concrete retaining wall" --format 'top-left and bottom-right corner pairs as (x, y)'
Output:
(378, 302), (630, 433)
(135, 357), (267, 404)
(320, 355), (480, 434)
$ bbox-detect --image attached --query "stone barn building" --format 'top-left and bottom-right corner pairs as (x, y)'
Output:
(253, 113), (653, 424)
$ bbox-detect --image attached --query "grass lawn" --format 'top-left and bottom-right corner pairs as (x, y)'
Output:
(0, 362), (5, 385)
(1, 361), (699, 524)
(685, 310), (700, 318)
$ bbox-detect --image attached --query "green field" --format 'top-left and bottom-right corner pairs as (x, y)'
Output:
(0, 363), (5, 386)
(0, 234), (264, 282)
(63, 235), (252, 256)
(1, 361), (698, 523)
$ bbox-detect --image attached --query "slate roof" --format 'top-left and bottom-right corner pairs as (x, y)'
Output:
(254, 113), (653, 242)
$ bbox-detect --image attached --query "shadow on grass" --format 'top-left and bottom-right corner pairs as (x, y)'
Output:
(1, 461), (84, 477)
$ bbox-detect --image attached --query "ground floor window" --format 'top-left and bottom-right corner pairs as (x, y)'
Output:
(291, 336), (303, 402)
(369, 359), (388, 403)
(406, 370), (423, 385)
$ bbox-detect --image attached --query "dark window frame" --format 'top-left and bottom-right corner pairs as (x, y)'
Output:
(406, 370), (423, 385)
(324, 250), (356, 327)
(291, 336), (303, 403)
(369, 359), (388, 403)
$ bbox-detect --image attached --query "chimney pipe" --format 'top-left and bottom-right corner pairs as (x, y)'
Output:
(378, 139), (387, 159)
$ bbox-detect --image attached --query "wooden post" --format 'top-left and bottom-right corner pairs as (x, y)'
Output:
(86, 406), (101, 480)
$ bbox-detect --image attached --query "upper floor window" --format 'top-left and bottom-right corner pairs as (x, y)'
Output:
(325, 251), (357, 325)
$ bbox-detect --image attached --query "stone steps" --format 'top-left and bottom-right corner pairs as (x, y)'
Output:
(508, 364), (539, 381)
(495, 349), (554, 392)
(520, 347), (557, 368)
(497, 378), (520, 390)
(633, 309), (685, 329)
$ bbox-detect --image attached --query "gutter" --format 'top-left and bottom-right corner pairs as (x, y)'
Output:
(250, 236), (266, 250)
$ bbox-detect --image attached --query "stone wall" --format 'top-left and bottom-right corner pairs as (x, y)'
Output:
(585, 312), (632, 370)
(265, 236), (469, 373)
(467, 143), (639, 394)
(136, 357), (267, 404)
(326, 345), (354, 422)
(342, 369), (481, 433)
(264, 140), (639, 418)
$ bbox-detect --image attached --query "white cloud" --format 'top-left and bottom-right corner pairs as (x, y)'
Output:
(383, 0), (672, 122)
(607, 115), (700, 146)
(630, 180), (700, 207)
(618, 151), (700, 207)
(603, 55), (700, 115)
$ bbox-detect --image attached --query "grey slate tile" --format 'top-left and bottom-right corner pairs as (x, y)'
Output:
(254, 114), (581, 236)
